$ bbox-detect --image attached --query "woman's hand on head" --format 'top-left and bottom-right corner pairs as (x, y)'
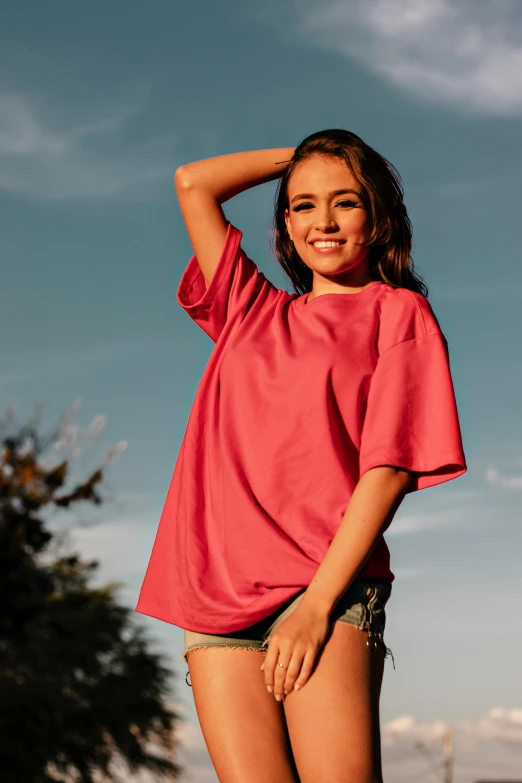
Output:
(260, 602), (331, 701)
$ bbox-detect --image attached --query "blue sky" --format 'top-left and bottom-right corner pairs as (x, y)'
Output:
(2, 1), (522, 780)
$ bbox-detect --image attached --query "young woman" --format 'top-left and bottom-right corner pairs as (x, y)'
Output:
(136, 129), (467, 783)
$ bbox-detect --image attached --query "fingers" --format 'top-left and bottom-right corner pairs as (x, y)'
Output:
(280, 653), (302, 696)
(293, 648), (315, 691)
(262, 643), (312, 701)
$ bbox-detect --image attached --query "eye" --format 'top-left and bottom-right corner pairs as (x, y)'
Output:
(292, 199), (358, 212)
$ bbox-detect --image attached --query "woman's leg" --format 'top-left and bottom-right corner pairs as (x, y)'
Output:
(187, 647), (301, 783)
(282, 620), (386, 783)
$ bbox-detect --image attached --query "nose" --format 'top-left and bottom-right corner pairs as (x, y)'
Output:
(313, 221), (340, 236)
(314, 209), (339, 232)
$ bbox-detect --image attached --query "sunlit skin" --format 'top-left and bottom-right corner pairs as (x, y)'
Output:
(284, 155), (376, 302)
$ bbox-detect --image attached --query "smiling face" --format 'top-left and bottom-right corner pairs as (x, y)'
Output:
(284, 155), (374, 292)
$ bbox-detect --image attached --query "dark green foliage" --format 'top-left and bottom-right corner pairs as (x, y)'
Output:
(0, 412), (183, 782)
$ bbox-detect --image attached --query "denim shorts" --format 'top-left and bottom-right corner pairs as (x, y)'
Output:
(181, 579), (394, 684)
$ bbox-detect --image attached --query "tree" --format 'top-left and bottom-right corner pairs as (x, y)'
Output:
(0, 399), (184, 782)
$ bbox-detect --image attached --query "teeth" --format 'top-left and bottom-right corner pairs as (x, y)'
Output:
(312, 241), (343, 248)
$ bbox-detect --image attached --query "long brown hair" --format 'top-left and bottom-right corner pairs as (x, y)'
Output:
(270, 129), (428, 298)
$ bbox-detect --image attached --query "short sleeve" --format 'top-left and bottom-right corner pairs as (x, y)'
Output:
(359, 332), (467, 492)
(176, 221), (279, 343)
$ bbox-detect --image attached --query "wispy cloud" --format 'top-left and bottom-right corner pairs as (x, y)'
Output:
(382, 713), (447, 749)
(382, 708), (522, 780)
(289, 0), (522, 115)
(459, 706), (522, 746)
(387, 499), (474, 537)
(486, 465), (522, 489)
(0, 87), (174, 200)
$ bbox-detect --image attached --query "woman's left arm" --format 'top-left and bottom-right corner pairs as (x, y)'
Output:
(299, 465), (412, 616)
(261, 465), (412, 700)
(261, 466), (413, 699)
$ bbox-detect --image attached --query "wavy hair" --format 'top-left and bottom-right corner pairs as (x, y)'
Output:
(270, 129), (428, 298)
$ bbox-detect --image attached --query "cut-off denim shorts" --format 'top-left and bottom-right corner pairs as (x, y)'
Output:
(181, 579), (394, 686)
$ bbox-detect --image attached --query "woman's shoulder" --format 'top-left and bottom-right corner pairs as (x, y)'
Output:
(377, 283), (443, 350)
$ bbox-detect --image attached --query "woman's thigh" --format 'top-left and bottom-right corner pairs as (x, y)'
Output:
(182, 580), (392, 782)
(186, 647), (300, 783)
(283, 619), (386, 783)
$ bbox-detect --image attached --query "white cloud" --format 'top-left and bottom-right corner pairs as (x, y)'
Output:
(385, 488), (486, 537)
(290, 0), (522, 115)
(486, 465), (522, 488)
(381, 708), (522, 779)
(0, 87), (174, 200)
(459, 706), (522, 745)
(382, 707), (522, 749)
(382, 713), (447, 749)
(388, 508), (464, 536)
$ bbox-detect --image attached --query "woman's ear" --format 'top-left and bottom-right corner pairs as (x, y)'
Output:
(284, 208), (293, 242)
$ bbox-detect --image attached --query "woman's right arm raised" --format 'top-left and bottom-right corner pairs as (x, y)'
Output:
(174, 148), (294, 286)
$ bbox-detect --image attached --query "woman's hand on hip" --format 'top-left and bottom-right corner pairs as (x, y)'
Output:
(260, 602), (331, 701)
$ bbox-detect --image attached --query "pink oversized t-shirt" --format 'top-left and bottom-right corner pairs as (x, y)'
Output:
(136, 221), (467, 633)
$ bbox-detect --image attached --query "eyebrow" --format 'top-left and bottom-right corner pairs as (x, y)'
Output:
(290, 188), (361, 204)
